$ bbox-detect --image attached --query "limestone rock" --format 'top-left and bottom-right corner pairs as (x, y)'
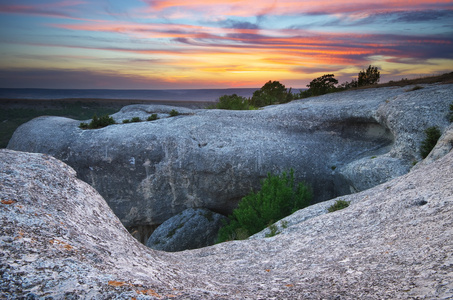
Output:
(7, 84), (453, 229)
(1, 148), (452, 299)
(146, 208), (226, 252)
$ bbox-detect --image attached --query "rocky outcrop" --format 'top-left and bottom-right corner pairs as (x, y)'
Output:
(1, 147), (452, 299)
(7, 84), (453, 231)
(146, 208), (226, 252)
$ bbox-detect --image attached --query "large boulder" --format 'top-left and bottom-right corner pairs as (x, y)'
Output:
(146, 208), (226, 252)
(1, 148), (452, 299)
(7, 84), (453, 230)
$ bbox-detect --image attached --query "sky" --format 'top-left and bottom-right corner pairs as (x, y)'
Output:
(0, 0), (452, 89)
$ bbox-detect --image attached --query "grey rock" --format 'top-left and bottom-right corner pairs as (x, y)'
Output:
(146, 208), (226, 252)
(1, 148), (452, 299)
(7, 84), (453, 229)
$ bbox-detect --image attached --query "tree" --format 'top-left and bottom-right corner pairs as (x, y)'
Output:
(306, 74), (338, 96)
(358, 65), (380, 87)
(250, 80), (290, 107)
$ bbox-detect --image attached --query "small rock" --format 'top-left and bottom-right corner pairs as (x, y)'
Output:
(146, 208), (226, 252)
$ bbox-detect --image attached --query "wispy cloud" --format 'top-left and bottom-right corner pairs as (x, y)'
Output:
(1, 0), (452, 88)
(0, 1), (87, 19)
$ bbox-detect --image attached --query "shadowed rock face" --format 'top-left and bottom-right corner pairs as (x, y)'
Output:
(146, 208), (227, 252)
(1, 146), (452, 299)
(7, 84), (453, 231)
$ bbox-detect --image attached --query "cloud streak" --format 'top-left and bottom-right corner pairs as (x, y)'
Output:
(0, 0), (452, 88)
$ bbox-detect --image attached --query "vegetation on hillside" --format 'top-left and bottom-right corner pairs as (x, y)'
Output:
(420, 126), (442, 158)
(213, 66), (382, 109)
(212, 70), (453, 111)
(217, 169), (312, 243)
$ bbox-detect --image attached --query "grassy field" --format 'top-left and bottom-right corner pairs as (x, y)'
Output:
(0, 100), (121, 148)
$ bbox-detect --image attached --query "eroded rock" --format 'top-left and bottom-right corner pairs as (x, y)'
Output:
(7, 84), (453, 229)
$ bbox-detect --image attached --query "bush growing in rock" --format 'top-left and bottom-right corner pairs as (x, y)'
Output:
(79, 114), (115, 129)
(147, 114), (159, 121)
(217, 169), (312, 243)
(327, 199), (350, 212)
(420, 126), (442, 158)
(169, 109), (179, 117)
(131, 117), (141, 123)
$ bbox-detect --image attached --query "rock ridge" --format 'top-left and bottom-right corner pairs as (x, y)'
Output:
(7, 84), (453, 231)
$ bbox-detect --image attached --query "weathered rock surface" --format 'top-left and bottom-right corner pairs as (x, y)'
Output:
(1, 146), (452, 299)
(146, 208), (226, 252)
(7, 84), (453, 230)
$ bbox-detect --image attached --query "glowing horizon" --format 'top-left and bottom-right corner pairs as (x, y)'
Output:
(0, 0), (452, 89)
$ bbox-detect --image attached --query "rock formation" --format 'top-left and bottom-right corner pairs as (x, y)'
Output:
(1, 142), (452, 298)
(146, 208), (226, 252)
(7, 84), (453, 236)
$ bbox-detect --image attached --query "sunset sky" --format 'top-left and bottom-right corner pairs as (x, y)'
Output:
(0, 0), (452, 89)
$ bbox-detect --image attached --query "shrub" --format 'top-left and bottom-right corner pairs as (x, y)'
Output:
(122, 119), (130, 123)
(169, 109), (179, 117)
(131, 117), (141, 122)
(79, 114), (115, 129)
(420, 126), (441, 158)
(216, 94), (251, 110)
(328, 199), (350, 212)
(147, 114), (158, 121)
(217, 169), (312, 243)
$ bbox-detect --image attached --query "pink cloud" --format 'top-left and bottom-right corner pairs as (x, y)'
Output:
(141, 0), (453, 17)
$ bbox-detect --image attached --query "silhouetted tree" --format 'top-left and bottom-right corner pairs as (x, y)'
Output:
(358, 65), (380, 86)
(306, 74), (338, 96)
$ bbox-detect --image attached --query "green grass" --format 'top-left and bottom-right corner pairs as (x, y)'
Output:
(0, 101), (119, 148)
(327, 199), (350, 212)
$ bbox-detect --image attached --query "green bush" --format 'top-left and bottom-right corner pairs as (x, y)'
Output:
(327, 199), (350, 212)
(216, 94), (252, 110)
(420, 126), (441, 158)
(169, 109), (179, 117)
(79, 114), (115, 129)
(147, 114), (159, 121)
(217, 169), (312, 243)
(250, 80), (292, 107)
(122, 119), (130, 123)
(131, 117), (141, 123)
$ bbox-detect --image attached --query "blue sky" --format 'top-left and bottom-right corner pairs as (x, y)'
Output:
(0, 0), (452, 89)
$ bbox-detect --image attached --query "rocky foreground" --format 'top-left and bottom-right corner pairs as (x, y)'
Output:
(1, 126), (453, 298)
(7, 84), (453, 243)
